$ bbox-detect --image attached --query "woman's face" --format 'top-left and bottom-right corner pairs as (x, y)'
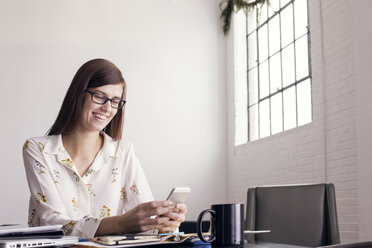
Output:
(78, 83), (124, 133)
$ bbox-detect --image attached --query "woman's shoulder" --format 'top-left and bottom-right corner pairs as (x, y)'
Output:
(118, 140), (136, 157)
(25, 135), (49, 143)
(23, 135), (60, 153)
(25, 135), (60, 145)
(101, 133), (135, 157)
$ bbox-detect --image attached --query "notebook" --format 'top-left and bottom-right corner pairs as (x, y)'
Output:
(78, 233), (194, 248)
(95, 234), (161, 246)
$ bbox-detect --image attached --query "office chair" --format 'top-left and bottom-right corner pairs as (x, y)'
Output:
(246, 183), (340, 247)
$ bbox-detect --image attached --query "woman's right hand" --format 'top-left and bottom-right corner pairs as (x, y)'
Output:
(95, 200), (175, 236)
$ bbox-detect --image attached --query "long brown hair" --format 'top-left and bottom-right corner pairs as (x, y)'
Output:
(48, 59), (126, 140)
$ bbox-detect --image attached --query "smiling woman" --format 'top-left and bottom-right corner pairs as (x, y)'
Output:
(22, 59), (187, 238)
(78, 85), (124, 135)
(48, 59), (126, 140)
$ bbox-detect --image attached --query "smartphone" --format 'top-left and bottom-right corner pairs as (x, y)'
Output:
(166, 187), (191, 203)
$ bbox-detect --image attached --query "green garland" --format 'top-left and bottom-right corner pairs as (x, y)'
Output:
(220, 0), (269, 35)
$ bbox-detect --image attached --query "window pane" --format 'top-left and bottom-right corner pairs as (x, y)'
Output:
(248, 67), (258, 105)
(268, 0), (280, 17)
(248, 32), (257, 69)
(297, 79), (312, 126)
(259, 61), (269, 99)
(271, 92), (283, 134)
(282, 44), (295, 87)
(281, 4), (294, 47)
(269, 15), (280, 56)
(258, 3), (268, 26)
(283, 86), (297, 130)
(249, 104), (259, 141)
(281, 0), (291, 8)
(270, 53), (282, 94)
(295, 35), (309, 80)
(247, 7), (257, 34)
(258, 24), (268, 63)
(243, 0), (312, 144)
(294, 0), (308, 39)
(259, 99), (270, 138)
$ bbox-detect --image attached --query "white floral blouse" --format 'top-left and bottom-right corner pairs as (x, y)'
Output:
(22, 133), (154, 238)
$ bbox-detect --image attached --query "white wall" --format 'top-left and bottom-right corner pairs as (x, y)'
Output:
(227, 0), (372, 243)
(0, 0), (227, 223)
(353, 0), (372, 242)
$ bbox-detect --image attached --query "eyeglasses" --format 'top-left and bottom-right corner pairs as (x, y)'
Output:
(86, 90), (126, 109)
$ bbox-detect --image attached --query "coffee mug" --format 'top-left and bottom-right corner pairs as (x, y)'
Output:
(196, 203), (244, 246)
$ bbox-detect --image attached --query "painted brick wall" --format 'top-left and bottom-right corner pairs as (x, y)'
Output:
(320, 0), (358, 242)
(227, 0), (359, 243)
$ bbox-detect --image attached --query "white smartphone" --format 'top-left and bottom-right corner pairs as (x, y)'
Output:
(166, 187), (191, 203)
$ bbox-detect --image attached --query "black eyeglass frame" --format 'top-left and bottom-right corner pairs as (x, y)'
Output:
(86, 90), (126, 109)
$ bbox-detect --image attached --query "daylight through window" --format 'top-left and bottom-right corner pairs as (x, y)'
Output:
(246, 0), (312, 142)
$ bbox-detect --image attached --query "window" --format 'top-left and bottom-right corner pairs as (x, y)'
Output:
(245, 0), (312, 142)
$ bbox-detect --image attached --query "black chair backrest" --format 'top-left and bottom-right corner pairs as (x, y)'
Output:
(246, 183), (340, 247)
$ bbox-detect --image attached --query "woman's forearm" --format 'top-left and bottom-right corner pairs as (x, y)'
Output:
(95, 215), (123, 236)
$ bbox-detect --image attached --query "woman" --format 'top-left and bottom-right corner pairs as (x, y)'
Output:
(23, 59), (186, 238)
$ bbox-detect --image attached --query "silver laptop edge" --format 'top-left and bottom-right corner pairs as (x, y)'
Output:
(0, 236), (78, 248)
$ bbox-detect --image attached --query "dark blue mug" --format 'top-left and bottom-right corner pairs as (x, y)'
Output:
(196, 203), (244, 246)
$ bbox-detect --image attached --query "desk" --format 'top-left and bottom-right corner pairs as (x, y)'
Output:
(245, 242), (311, 248)
(169, 241), (311, 248)
(72, 241), (311, 248)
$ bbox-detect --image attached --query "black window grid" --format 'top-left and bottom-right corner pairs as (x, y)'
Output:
(246, 0), (312, 141)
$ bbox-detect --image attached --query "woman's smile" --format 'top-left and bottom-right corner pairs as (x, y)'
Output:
(92, 112), (109, 121)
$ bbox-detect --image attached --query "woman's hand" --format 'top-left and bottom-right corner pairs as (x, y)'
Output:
(158, 203), (187, 233)
(96, 201), (175, 236)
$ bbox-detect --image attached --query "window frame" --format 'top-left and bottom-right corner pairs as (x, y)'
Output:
(246, 0), (312, 142)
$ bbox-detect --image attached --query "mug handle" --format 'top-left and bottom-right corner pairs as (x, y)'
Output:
(196, 209), (216, 243)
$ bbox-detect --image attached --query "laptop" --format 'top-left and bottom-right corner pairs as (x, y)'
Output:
(0, 225), (78, 248)
(0, 236), (79, 248)
(0, 225), (64, 238)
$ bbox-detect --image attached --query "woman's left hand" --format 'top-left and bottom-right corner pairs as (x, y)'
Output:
(158, 203), (187, 233)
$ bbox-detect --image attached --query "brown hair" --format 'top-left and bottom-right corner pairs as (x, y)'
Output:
(48, 58), (126, 140)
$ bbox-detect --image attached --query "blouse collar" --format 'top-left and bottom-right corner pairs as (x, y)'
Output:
(43, 132), (123, 158)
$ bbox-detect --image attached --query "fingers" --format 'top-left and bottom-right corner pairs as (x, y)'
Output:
(160, 203), (187, 221)
(137, 217), (170, 232)
(117, 201), (187, 234)
(175, 203), (187, 210)
(161, 212), (185, 222)
(175, 203), (187, 214)
(157, 203), (187, 233)
(141, 215), (181, 232)
(138, 201), (175, 217)
(158, 225), (178, 233)
(157, 219), (181, 233)
(142, 200), (174, 209)
(139, 201), (171, 211)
